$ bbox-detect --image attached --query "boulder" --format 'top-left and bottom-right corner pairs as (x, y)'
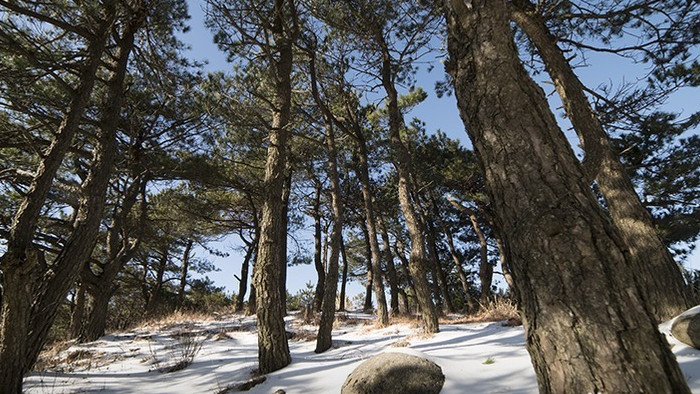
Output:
(341, 352), (444, 394)
(671, 305), (700, 349)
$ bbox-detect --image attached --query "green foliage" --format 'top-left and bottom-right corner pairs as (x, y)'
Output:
(286, 282), (316, 311)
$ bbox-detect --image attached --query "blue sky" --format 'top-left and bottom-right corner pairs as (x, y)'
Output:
(180, 0), (700, 299)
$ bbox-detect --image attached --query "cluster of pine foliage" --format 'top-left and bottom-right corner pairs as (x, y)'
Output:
(0, 0), (699, 392)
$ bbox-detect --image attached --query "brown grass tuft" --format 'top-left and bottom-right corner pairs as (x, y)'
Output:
(442, 298), (521, 325)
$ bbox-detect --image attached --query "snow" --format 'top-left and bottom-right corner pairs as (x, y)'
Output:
(24, 312), (700, 393)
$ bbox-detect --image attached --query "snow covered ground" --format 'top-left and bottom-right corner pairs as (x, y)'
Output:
(23, 312), (700, 393)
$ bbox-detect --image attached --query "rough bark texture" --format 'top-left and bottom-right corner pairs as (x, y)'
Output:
(0, 12), (141, 388)
(0, 12), (114, 390)
(359, 219), (374, 313)
(315, 122), (345, 353)
(380, 41), (438, 333)
(510, 0), (691, 321)
(253, 0), (296, 373)
(445, 0), (690, 392)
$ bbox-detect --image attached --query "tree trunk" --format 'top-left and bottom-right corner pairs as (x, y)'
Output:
(312, 182), (326, 313)
(379, 39), (438, 333)
(338, 237), (349, 311)
(235, 234), (257, 312)
(69, 282), (87, 338)
(80, 284), (113, 342)
(444, 227), (477, 312)
(0, 11), (115, 390)
(253, 0), (296, 372)
(279, 170), (292, 315)
(425, 218), (454, 313)
(470, 212), (492, 304)
(444, 1), (690, 392)
(146, 247), (169, 315)
(177, 239), (194, 309)
(315, 121), (345, 353)
(510, 1), (692, 320)
(376, 213), (400, 315)
(353, 127), (389, 325)
(359, 218), (374, 313)
(23, 12), (143, 375)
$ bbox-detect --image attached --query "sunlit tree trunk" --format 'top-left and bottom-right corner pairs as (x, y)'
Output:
(510, 0), (692, 320)
(445, 0), (690, 391)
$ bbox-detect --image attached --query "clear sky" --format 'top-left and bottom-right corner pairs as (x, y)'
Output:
(179, 0), (700, 300)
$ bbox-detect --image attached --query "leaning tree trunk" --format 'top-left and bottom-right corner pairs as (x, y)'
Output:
(510, 0), (692, 321)
(0, 11), (114, 390)
(315, 121), (345, 353)
(24, 11), (142, 375)
(444, 0), (690, 392)
(235, 232), (257, 312)
(379, 41), (439, 333)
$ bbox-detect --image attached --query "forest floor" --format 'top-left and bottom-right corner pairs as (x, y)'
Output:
(23, 310), (700, 393)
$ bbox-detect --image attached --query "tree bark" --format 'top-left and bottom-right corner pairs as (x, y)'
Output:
(312, 182), (326, 312)
(338, 237), (349, 311)
(235, 231), (257, 312)
(0, 11), (114, 390)
(444, 226), (477, 312)
(253, 0), (296, 373)
(279, 169), (292, 315)
(352, 127), (389, 325)
(176, 239), (194, 309)
(509, 1), (692, 320)
(444, 1), (690, 392)
(146, 247), (169, 316)
(315, 120), (345, 353)
(376, 213), (400, 315)
(379, 39), (439, 333)
(359, 218), (374, 313)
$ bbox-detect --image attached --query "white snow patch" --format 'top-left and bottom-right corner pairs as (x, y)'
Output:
(23, 311), (700, 393)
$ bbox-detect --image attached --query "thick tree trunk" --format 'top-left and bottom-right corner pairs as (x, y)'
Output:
(445, 1), (690, 392)
(312, 183), (326, 312)
(80, 285), (113, 342)
(510, 1), (692, 320)
(253, 0), (296, 372)
(315, 122), (345, 353)
(379, 42), (439, 333)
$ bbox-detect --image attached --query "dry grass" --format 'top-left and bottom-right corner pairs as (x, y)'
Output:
(136, 310), (217, 331)
(33, 340), (75, 371)
(442, 298), (522, 326)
